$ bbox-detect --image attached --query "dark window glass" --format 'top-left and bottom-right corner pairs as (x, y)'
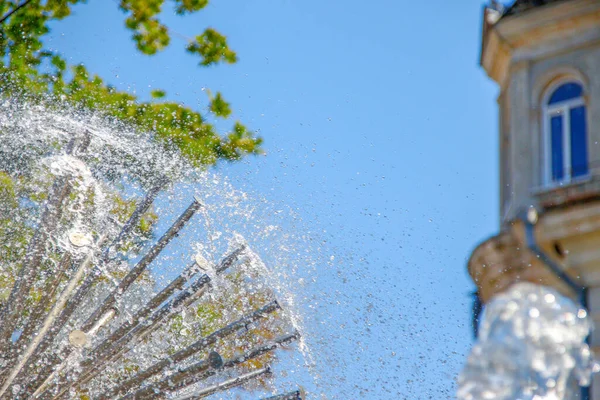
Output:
(548, 83), (583, 105)
(570, 106), (588, 177)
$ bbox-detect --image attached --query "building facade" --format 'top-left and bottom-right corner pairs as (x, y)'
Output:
(471, 0), (600, 397)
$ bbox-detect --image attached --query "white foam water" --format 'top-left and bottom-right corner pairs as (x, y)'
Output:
(458, 283), (599, 400)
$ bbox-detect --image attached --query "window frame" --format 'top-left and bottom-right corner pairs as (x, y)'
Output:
(541, 80), (589, 187)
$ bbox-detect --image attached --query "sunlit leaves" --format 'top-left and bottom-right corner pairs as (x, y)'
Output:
(120, 0), (162, 22)
(174, 0), (208, 15)
(0, 0), (260, 167)
(131, 18), (170, 55)
(209, 91), (231, 118)
(119, 0), (169, 55)
(50, 54), (66, 72)
(219, 122), (264, 161)
(150, 89), (166, 99)
(44, 0), (85, 20)
(6, 59), (263, 166)
(186, 28), (237, 66)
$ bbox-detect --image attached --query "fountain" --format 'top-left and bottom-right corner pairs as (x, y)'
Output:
(0, 99), (306, 399)
(459, 283), (598, 400)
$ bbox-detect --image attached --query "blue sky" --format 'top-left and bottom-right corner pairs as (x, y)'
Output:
(45, 0), (499, 398)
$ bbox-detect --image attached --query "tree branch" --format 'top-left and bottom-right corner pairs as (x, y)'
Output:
(0, 0), (34, 25)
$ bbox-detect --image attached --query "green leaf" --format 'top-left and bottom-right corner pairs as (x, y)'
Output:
(174, 0), (209, 15)
(131, 19), (170, 55)
(150, 89), (166, 99)
(209, 91), (231, 118)
(186, 28), (237, 66)
(50, 55), (66, 72)
(0, 0), (260, 166)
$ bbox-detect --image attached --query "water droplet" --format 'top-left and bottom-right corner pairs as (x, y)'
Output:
(529, 308), (540, 318)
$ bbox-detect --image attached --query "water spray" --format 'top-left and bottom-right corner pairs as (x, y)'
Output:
(0, 107), (307, 399)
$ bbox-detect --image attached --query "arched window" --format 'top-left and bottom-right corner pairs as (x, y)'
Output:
(543, 81), (588, 185)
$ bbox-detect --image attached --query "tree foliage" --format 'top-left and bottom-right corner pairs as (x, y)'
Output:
(0, 0), (263, 166)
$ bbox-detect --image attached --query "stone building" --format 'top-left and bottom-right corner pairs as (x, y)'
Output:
(471, 0), (600, 397)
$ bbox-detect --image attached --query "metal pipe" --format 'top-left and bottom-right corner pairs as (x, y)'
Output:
(120, 331), (300, 400)
(62, 177), (168, 327)
(581, 287), (591, 400)
(73, 245), (246, 389)
(47, 275), (212, 399)
(35, 269), (202, 400)
(33, 263), (198, 397)
(22, 288), (115, 399)
(66, 177), (166, 312)
(261, 390), (304, 400)
(35, 243), (243, 399)
(81, 197), (203, 332)
(175, 366), (272, 399)
(104, 176), (169, 255)
(0, 234), (106, 399)
(15, 182), (173, 397)
(518, 208), (590, 400)
(0, 175), (73, 352)
(519, 209), (583, 294)
(15, 252), (73, 350)
(1, 252), (74, 396)
(118, 358), (223, 399)
(471, 291), (482, 339)
(1, 248), (70, 392)
(17, 352), (59, 398)
(85, 275), (211, 371)
(30, 308), (117, 399)
(99, 300), (280, 399)
(0, 133), (92, 351)
(90, 261), (203, 358)
(216, 244), (246, 274)
(31, 354), (75, 399)
(85, 308), (118, 338)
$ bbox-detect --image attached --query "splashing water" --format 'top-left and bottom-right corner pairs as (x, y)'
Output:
(458, 282), (599, 400)
(0, 99), (315, 399)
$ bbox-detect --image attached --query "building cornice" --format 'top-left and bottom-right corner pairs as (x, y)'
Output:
(498, 0), (600, 38)
(480, 0), (600, 86)
(468, 222), (578, 304)
(469, 199), (600, 304)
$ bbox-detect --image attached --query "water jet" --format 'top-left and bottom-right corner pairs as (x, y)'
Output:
(0, 100), (306, 399)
